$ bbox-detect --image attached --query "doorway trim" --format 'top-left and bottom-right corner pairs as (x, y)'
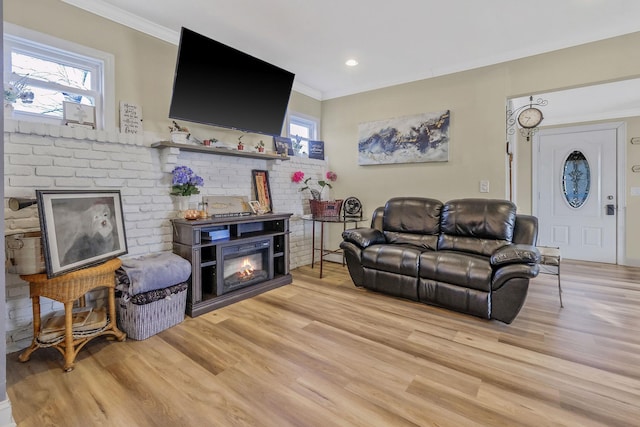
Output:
(532, 121), (626, 265)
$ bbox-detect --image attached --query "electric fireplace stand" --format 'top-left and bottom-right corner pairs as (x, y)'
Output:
(172, 213), (292, 317)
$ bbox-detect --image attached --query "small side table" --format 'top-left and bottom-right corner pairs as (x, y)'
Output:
(537, 246), (563, 307)
(18, 258), (127, 371)
(302, 215), (364, 278)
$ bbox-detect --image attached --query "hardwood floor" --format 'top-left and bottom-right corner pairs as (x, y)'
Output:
(7, 260), (640, 426)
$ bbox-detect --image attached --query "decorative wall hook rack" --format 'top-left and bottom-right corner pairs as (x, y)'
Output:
(506, 96), (548, 141)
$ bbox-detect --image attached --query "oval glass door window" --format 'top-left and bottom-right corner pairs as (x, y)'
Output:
(562, 150), (590, 208)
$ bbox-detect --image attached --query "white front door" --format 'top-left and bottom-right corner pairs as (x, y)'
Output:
(534, 124), (617, 263)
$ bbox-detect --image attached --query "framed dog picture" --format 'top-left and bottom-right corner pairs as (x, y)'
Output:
(36, 190), (128, 278)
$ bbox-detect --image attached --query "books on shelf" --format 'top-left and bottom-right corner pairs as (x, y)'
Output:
(39, 307), (108, 342)
(201, 227), (230, 241)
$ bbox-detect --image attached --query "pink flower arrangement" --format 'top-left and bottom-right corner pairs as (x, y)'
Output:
(292, 170), (305, 183)
(291, 170), (338, 200)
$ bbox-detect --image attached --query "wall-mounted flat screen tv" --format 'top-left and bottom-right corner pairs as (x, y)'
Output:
(169, 27), (295, 136)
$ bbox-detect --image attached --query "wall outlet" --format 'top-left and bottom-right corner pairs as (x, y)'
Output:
(631, 187), (640, 196)
(480, 180), (490, 193)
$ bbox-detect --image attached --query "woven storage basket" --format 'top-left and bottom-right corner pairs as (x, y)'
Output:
(309, 199), (343, 217)
(116, 287), (187, 340)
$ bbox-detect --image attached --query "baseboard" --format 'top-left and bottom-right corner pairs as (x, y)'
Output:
(0, 398), (16, 427)
(622, 257), (640, 267)
(323, 253), (343, 264)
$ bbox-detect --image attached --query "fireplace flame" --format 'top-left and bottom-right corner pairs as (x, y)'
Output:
(238, 258), (254, 278)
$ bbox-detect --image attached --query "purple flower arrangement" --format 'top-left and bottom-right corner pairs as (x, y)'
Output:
(170, 166), (204, 196)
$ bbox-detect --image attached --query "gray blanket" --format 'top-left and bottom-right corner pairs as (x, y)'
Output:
(120, 252), (191, 295)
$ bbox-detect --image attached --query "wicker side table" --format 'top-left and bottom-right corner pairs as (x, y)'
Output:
(18, 258), (127, 371)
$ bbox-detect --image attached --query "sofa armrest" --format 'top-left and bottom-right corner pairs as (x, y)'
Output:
(490, 244), (540, 267)
(492, 263), (540, 290)
(342, 228), (386, 249)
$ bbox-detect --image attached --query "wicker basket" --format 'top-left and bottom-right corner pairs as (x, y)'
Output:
(309, 199), (343, 217)
(6, 231), (45, 275)
(116, 286), (187, 340)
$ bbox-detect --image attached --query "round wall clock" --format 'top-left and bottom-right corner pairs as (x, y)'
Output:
(517, 107), (544, 129)
(343, 196), (362, 217)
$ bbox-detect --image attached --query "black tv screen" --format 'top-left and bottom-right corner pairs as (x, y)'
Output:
(169, 28), (295, 136)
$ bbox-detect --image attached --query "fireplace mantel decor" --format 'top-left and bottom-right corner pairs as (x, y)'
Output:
(171, 213), (292, 316)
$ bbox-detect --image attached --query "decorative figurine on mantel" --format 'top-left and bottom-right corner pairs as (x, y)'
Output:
(169, 121), (190, 144)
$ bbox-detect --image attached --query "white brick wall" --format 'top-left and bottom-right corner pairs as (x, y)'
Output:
(4, 119), (329, 352)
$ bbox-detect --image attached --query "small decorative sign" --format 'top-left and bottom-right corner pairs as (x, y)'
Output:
(63, 102), (96, 129)
(120, 102), (143, 134)
(202, 196), (251, 217)
(308, 140), (325, 160)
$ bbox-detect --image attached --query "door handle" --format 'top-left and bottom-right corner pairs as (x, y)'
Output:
(606, 204), (615, 215)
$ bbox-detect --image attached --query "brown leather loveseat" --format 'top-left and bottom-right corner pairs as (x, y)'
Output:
(340, 197), (540, 323)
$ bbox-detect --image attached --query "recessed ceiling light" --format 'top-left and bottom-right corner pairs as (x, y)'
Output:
(345, 59), (358, 67)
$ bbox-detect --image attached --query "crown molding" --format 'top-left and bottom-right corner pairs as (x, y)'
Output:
(61, 0), (179, 44)
(292, 81), (322, 101)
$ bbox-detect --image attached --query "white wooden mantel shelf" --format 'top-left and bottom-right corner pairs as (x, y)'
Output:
(151, 141), (290, 161)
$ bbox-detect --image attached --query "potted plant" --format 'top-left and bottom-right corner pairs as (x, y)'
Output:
(237, 135), (244, 151)
(255, 140), (265, 153)
(169, 121), (190, 144)
(292, 170), (342, 217)
(170, 165), (204, 216)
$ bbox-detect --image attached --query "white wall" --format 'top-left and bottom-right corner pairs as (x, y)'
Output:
(3, 119), (328, 352)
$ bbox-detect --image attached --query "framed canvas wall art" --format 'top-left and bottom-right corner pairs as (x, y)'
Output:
(358, 110), (450, 165)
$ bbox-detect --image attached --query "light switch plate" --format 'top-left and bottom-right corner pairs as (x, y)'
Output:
(480, 180), (490, 193)
(631, 187), (640, 196)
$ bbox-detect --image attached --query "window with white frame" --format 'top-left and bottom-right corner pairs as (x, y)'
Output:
(3, 24), (115, 129)
(288, 113), (319, 155)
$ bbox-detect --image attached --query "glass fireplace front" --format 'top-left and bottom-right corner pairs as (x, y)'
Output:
(217, 239), (273, 295)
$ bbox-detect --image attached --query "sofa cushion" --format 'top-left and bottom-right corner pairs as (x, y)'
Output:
(418, 250), (493, 292)
(361, 245), (421, 276)
(438, 198), (516, 256)
(383, 197), (442, 250)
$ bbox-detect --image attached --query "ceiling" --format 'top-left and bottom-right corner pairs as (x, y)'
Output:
(63, 0), (640, 102)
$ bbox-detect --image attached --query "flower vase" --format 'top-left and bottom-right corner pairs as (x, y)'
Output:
(172, 195), (191, 217)
(171, 131), (189, 144)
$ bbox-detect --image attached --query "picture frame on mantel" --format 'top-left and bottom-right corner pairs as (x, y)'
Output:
(63, 101), (96, 129)
(36, 190), (128, 278)
(273, 136), (294, 156)
(251, 170), (273, 213)
(308, 140), (325, 160)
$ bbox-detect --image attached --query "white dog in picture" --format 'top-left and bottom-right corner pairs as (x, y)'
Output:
(62, 203), (119, 266)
